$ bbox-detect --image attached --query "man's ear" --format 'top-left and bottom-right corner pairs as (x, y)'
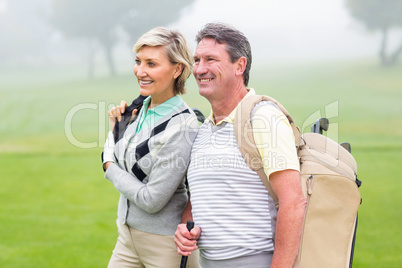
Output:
(235, 57), (247, 76)
(174, 63), (184, 79)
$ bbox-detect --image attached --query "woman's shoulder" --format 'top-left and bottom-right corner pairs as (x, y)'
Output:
(165, 99), (199, 129)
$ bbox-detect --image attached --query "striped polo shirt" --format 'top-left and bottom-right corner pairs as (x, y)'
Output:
(187, 89), (299, 260)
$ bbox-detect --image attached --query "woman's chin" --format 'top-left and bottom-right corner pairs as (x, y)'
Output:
(139, 88), (152, 96)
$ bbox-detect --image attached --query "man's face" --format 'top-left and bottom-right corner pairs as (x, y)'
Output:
(193, 38), (238, 100)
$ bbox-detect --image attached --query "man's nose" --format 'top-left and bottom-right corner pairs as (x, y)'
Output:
(194, 60), (207, 75)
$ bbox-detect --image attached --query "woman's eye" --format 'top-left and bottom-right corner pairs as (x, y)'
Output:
(148, 62), (155, 67)
(135, 59), (140, 65)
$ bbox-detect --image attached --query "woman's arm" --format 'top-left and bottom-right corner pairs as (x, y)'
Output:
(105, 114), (198, 213)
(103, 101), (136, 170)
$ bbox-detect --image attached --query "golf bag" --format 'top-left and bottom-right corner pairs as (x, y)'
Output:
(234, 95), (362, 268)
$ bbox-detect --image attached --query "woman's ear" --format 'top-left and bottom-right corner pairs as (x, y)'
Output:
(174, 63), (184, 79)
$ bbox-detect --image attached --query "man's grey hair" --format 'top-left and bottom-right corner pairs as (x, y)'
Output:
(195, 22), (252, 86)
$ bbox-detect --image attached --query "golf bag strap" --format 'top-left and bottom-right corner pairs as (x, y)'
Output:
(113, 95), (147, 144)
(234, 94), (301, 210)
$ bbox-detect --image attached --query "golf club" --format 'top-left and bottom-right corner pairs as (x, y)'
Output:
(311, 118), (329, 134)
(180, 221), (195, 268)
(340, 142), (351, 153)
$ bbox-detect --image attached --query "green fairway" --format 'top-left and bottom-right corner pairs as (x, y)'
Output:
(1, 60), (401, 267)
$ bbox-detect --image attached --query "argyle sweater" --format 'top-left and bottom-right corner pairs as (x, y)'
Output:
(104, 100), (199, 235)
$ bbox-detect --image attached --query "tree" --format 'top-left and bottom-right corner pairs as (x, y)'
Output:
(346, 0), (402, 66)
(120, 0), (195, 46)
(0, 0), (52, 67)
(49, 0), (195, 77)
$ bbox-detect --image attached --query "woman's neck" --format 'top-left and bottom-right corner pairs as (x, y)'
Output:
(149, 91), (175, 109)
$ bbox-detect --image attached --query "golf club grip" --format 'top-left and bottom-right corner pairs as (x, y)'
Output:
(179, 221), (195, 268)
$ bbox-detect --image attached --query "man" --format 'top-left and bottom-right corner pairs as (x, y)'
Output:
(174, 23), (306, 268)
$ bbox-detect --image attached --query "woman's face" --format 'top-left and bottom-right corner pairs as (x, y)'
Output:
(134, 46), (181, 105)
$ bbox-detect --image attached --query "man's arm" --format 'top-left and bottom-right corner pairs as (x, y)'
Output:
(269, 169), (306, 268)
(181, 193), (193, 223)
(251, 102), (305, 266)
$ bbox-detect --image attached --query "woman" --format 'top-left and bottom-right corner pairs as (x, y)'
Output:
(102, 27), (199, 268)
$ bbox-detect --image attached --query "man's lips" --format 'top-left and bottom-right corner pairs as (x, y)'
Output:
(198, 78), (213, 82)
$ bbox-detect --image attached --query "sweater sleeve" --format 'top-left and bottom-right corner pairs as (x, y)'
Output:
(102, 131), (115, 166)
(105, 114), (198, 214)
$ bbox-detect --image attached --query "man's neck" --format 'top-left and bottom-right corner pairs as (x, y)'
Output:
(210, 87), (249, 124)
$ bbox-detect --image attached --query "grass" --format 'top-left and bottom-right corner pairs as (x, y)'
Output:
(351, 148), (402, 267)
(0, 59), (401, 267)
(0, 150), (117, 267)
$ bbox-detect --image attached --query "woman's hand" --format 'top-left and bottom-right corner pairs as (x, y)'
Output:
(108, 101), (140, 130)
(108, 100), (128, 131)
(103, 161), (112, 171)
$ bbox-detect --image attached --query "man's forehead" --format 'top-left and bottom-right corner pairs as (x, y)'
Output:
(195, 38), (226, 55)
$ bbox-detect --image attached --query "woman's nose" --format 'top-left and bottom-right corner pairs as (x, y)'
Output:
(134, 65), (146, 77)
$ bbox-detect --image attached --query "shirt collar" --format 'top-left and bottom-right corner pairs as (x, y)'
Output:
(142, 95), (183, 116)
(205, 88), (256, 125)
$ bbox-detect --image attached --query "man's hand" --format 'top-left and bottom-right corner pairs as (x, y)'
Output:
(174, 223), (201, 256)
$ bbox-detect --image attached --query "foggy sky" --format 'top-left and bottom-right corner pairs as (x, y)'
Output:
(1, 0), (401, 69)
(171, 0), (400, 64)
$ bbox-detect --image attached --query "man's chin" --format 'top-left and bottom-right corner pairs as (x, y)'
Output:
(198, 86), (212, 97)
(198, 90), (210, 99)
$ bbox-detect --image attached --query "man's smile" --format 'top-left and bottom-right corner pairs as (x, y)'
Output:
(199, 78), (213, 82)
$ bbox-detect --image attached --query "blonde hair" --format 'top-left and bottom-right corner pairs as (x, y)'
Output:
(133, 27), (193, 95)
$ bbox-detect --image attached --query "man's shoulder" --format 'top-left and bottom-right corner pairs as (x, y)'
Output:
(252, 99), (286, 119)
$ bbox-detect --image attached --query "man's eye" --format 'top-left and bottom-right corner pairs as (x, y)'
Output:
(194, 58), (200, 64)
